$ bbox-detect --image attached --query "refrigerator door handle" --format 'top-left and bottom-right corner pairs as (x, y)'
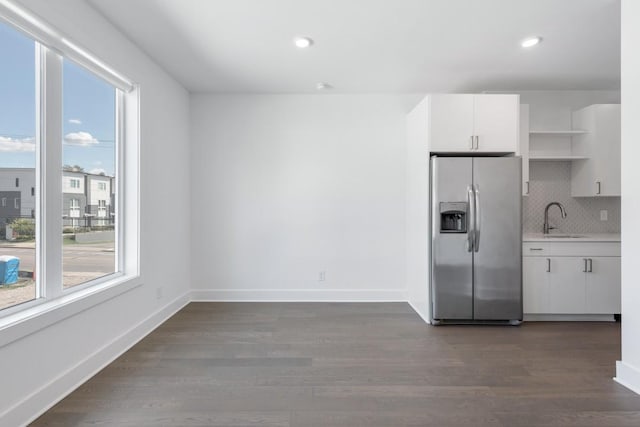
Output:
(473, 184), (481, 252)
(467, 186), (475, 252)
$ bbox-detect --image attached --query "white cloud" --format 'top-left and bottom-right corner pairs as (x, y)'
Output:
(64, 131), (99, 146)
(0, 136), (36, 152)
(89, 168), (106, 175)
(68, 118), (82, 125)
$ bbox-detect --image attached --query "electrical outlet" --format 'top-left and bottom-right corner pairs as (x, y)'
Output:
(600, 210), (608, 221)
(156, 287), (163, 299)
(319, 271), (326, 282)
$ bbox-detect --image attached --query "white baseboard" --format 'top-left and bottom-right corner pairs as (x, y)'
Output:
(407, 300), (431, 325)
(615, 361), (640, 395)
(2, 291), (191, 427)
(523, 314), (616, 322)
(190, 288), (406, 302)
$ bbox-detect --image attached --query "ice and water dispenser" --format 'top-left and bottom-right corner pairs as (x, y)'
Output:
(439, 202), (467, 233)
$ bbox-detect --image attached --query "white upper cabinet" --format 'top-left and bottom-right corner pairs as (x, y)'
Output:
(473, 95), (520, 152)
(428, 94), (519, 153)
(429, 94), (474, 151)
(571, 104), (621, 197)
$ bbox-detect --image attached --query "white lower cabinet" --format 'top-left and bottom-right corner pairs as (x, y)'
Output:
(548, 257), (587, 314)
(523, 242), (621, 315)
(523, 257), (550, 313)
(585, 257), (621, 314)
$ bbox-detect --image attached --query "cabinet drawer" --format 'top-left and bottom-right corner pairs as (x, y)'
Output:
(523, 242), (549, 254)
(546, 242), (620, 257)
(523, 242), (620, 257)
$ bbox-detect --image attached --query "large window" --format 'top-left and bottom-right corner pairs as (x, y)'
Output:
(0, 20), (37, 312)
(0, 10), (136, 316)
(62, 59), (116, 289)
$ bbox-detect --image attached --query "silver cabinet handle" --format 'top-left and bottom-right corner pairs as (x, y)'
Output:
(583, 259), (588, 273)
(546, 258), (551, 272)
(475, 135), (479, 150)
(526, 181), (530, 195)
(588, 258), (593, 273)
(470, 136), (474, 150)
(596, 181), (601, 195)
(473, 184), (480, 252)
(529, 248), (543, 251)
(467, 186), (475, 252)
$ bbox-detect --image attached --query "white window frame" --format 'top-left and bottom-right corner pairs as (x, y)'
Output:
(1, 197), (5, 207)
(69, 178), (80, 189)
(14, 198), (18, 209)
(98, 182), (106, 191)
(0, 2), (141, 335)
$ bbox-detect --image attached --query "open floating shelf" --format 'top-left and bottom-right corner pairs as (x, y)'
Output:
(529, 130), (588, 135)
(529, 155), (588, 161)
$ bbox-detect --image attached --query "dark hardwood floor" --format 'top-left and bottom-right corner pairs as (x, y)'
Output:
(32, 302), (640, 426)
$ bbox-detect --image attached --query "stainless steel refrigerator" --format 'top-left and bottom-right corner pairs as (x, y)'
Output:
(430, 156), (522, 324)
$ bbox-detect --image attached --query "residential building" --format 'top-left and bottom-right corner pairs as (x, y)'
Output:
(0, 167), (35, 218)
(0, 168), (114, 229)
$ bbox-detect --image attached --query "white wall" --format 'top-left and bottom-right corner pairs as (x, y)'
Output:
(0, 1), (191, 425)
(616, 0), (640, 395)
(190, 94), (420, 301)
(405, 97), (430, 322)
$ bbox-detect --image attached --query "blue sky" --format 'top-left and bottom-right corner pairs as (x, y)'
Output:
(0, 20), (115, 176)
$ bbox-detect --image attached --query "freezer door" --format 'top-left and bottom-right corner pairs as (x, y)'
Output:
(431, 157), (473, 320)
(472, 157), (523, 320)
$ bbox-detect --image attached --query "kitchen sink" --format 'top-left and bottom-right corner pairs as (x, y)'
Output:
(543, 234), (586, 238)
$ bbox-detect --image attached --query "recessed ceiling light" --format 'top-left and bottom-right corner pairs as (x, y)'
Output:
(521, 36), (542, 48)
(294, 37), (313, 48)
(316, 82), (333, 91)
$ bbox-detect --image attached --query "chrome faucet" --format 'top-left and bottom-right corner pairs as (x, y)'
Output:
(543, 202), (567, 234)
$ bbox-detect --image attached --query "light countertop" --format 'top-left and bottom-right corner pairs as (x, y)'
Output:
(523, 233), (621, 242)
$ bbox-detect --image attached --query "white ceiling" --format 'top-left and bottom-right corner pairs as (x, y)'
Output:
(88, 0), (620, 94)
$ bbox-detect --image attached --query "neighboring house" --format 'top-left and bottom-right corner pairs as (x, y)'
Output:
(0, 168), (36, 218)
(0, 168), (114, 229)
(86, 174), (112, 226)
(62, 170), (88, 228)
(0, 190), (21, 228)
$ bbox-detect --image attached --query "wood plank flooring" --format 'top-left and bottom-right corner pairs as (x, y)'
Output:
(32, 302), (640, 426)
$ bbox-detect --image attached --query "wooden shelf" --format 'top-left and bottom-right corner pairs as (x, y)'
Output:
(529, 155), (588, 161)
(529, 130), (588, 135)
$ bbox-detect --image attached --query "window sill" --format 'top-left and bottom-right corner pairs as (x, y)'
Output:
(0, 275), (142, 349)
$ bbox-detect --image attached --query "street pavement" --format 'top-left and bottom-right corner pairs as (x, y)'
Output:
(0, 242), (115, 276)
(0, 241), (116, 309)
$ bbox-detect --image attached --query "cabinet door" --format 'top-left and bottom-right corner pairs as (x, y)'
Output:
(594, 105), (621, 196)
(519, 104), (530, 196)
(548, 257), (586, 314)
(571, 105), (620, 197)
(473, 94), (519, 153)
(585, 257), (621, 313)
(523, 257), (549, 314)
(428, 94), (474, 152)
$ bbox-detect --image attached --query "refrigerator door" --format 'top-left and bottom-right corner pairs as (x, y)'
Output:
(472, 157), (522, 320)
(431, 157), (473, 320)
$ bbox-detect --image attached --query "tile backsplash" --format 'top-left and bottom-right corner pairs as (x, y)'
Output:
(523, 161), (620, 234)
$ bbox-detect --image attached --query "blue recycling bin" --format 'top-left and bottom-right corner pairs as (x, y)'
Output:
(0, 255), (19, 285)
